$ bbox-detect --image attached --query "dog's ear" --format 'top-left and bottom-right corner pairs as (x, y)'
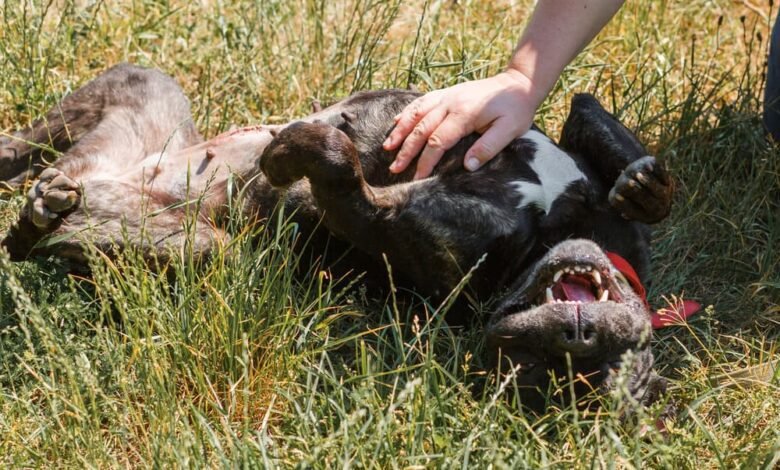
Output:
(559, 93), (648, 183)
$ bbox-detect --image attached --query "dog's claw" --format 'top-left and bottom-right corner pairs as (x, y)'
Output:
(38, 167), (61, 182)
(31, 198), (52, 227)
(27, 184), (40, 204)
(48, 174), (80, 191)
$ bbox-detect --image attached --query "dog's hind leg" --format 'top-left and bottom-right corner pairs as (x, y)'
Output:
(0, 89), (104, 188)
(2, 64), (209, 262)
(34, 63), (202, 183)
(1, 63), (202, 188)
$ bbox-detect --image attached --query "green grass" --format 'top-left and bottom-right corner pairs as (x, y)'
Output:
(1, 0), (779, 467)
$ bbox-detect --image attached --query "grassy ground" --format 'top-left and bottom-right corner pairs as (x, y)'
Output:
(0, 0), (778, 467)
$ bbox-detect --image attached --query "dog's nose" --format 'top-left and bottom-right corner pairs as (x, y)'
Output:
(553, 317), (598, 355)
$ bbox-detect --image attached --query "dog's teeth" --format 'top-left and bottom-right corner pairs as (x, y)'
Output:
(553, 270), (563, 282)
(600, 290), (609, 302)
(592, 271), (602, 285)
(546, 287), (554, 303)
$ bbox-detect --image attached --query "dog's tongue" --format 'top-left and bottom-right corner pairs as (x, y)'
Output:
(552, 275), (596, 302)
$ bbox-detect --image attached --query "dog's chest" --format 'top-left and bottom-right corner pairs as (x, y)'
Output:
(509, 130), (587, 214)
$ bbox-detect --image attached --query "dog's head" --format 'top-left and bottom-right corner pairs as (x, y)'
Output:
(486, 239), (665, 412)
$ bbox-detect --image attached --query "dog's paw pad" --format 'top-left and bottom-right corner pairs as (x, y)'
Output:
(26, 168), (81, 230)
(609, 156), (673, 224)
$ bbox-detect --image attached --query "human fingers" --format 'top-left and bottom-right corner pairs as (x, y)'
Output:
(389, 105), (448, 174)
(413, 114), (472, 180)
(464, 117), (525, 171)
(383, 94), (438, 151)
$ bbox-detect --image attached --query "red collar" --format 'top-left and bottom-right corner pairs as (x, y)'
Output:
(605, 251), (700, 329)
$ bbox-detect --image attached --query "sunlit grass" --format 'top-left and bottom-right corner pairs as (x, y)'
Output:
(1, 0), (778, 467)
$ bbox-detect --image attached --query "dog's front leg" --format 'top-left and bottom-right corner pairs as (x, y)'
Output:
(259, 121), (496, 300)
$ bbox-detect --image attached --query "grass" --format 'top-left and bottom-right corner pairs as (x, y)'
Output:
(0, 0), (779, 467)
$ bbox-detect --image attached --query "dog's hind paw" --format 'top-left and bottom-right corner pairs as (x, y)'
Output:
(26, 168), (81, 230)
(609, 156), (673, 224)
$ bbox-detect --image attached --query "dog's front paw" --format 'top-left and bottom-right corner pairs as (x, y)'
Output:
(260, 121), (359, 189)
(259, 139), (302, 188)
(609, 156), (673, 224)
(25, 167), (81, 230)
(259, 122), (321, 187)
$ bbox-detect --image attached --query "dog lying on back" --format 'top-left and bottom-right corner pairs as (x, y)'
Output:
(1, 63), (674, 411)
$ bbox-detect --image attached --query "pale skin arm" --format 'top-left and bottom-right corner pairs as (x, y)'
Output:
(384, 0), (627, 180)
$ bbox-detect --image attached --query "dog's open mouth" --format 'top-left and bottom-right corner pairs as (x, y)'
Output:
(535, 263), (626, 305)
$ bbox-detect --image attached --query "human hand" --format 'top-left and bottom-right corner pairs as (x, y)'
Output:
(383, 69), (543, 179)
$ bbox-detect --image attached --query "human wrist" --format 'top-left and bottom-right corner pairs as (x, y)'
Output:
(500, 66), (548, 111)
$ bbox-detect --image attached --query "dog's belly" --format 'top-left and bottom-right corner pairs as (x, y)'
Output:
(136, 94), (392, 200)
(133, 126), (281, 198)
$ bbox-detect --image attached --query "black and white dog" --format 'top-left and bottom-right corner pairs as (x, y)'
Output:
(1, 63), (673, 410)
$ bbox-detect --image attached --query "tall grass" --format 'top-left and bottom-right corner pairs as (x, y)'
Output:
(1, 0), (778, 467)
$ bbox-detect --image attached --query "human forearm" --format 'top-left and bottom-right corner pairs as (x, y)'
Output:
(508, 0), (626, 108)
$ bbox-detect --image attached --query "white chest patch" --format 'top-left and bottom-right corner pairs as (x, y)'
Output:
(509, 130), (586, 214)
